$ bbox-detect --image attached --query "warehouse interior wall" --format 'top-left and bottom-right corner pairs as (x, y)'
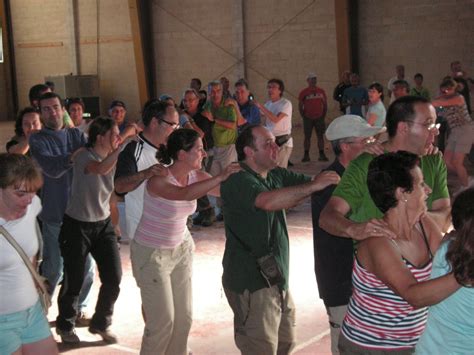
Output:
(0, 0), (472, 123)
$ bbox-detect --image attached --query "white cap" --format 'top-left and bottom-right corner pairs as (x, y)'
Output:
(325, 115), (386, 141)
(307, 72), (317, 79)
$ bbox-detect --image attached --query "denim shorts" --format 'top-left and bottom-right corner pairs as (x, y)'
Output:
(0, 300), (52, 354)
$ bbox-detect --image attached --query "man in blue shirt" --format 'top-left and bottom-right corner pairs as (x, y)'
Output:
(342, 73), (368, 117)
(235, 79), (261, 134)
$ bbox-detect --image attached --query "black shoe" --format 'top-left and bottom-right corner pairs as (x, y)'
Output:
(288, 160), (294, 167)
(301, 154), (310, 162)
(200, 209), (215, 227)
(318, 154), (329, 162)
(216, 213), (224, 222)
(57, 328), (80, 344)
(89, 327), (118, 344)
(192, 212), (205, 226)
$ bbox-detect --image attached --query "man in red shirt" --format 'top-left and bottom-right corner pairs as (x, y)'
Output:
(299, 73), (328, 162)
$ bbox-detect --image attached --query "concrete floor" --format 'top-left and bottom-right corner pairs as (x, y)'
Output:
(0, 119), (472, 354)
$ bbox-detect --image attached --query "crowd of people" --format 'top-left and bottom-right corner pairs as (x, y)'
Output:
(1, 60), (473, 355)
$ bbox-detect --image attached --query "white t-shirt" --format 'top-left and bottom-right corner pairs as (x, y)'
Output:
(387, 76), (411, 104)
(264, 97), (293, 147)
(122, 137), (159, 239)
(0, 196), (41, 314)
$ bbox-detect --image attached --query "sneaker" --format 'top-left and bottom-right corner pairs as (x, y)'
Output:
(75, 311), (91, 327)
(89, 327), (118, 344)
(216, 213), (224, 222)
(57, 328), (80, 344)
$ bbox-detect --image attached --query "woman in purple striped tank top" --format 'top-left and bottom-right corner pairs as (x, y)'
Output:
(130, 128), (240, 355)
(339, 151), (461, 354)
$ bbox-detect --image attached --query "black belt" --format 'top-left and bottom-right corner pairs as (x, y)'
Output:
(275, 134), (291, 147)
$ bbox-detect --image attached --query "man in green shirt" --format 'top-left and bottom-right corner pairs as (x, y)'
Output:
(409, 73), (431, 100)
(320, 96), (451, 241)
(202, 80), (242, 219)
(221, 125), (340, 354)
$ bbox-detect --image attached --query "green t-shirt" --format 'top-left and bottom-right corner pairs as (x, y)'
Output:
(332, 152), (449, 222)
(202, 100), (237, 147)
(221, 164), (311, 293)
(409, 87), (431, 101)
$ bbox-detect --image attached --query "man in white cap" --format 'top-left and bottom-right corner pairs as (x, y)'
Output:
(311, 115), (386, 354)
(320, 95), (451, 242)
(298, 73), (328, 162)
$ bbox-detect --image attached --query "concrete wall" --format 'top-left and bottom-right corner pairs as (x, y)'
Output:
(9, 0), (141, 120)
(152, 0), (341, 121)
(357, 0), (474, 99)
(6, 0), (473, 125)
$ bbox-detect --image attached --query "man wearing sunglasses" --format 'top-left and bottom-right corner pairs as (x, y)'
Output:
(320, 95), (451, 243)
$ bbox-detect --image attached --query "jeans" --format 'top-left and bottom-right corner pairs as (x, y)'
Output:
(41, 221), (96, 311)
(56, 215), (122, 332)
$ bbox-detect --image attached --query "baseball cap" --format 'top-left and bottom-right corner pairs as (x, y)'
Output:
(325, 115), (386, 141)
(307, 72), (317, 79)
(159, 94), (173, 102)
(109, 100), (126, 110)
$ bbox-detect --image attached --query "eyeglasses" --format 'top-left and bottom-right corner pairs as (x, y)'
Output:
(345, 137), (376, 145)
(404, 121), (440, 131)
(160, 118), (179, 129)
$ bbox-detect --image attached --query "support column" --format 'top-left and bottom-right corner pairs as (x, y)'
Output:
(334, 0), (352, 78)
(128, 0), (149, 107)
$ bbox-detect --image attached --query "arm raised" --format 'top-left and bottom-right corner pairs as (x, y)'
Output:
(255, 171), (340, 211)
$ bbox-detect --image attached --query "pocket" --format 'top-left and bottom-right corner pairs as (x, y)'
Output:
(130, 241), (155, 283)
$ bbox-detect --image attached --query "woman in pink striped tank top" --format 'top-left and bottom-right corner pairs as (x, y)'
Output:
(130, 128), (240, 355)
(339, 152), (461, 354)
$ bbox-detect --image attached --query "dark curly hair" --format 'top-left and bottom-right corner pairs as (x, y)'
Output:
(367, 151), (420, 213)
(156, 129), (199, 166)
(14, 107), (40, 137)
(446, 188), (474, 287)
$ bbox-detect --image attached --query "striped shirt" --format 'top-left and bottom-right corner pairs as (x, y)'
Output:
(134, 170), (198, 249)
(341, 255), (432, 350)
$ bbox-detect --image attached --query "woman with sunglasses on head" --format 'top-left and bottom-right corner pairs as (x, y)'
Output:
(131, 128), (240, 355)
(432, 77), (474, 189)
(0, 154), (58, 355)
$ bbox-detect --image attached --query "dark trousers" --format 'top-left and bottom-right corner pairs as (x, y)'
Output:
(303, 116), (326, 152)
(56, 214), (122, 332)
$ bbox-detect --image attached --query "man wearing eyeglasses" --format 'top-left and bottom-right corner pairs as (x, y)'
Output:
(114, 101), (172, 242)
(320, 96), (451, 244)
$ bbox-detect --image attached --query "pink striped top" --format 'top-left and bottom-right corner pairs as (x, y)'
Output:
(134, 170), (198, 249)
(341, 254), (432, 350)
